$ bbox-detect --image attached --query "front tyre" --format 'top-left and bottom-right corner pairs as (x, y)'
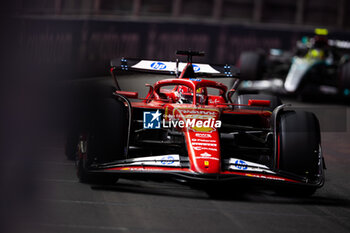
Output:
(77, 135), (119, 185)
(76, 97), (128, 184)
(277, 110), (323, 195)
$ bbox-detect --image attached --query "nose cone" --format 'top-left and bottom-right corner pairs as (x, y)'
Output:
(186, 130), (221, 174)
(175, 108), (221, 174)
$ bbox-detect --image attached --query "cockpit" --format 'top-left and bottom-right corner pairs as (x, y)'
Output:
(152, 78), (227, 106)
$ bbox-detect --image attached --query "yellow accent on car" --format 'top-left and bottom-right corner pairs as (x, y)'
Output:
(311, 49), (319, 57)
(164, 106), (168, 120)
(315, 28), (328, 36)
(306, 49), (324, 59)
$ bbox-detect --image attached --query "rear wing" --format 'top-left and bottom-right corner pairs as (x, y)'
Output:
(110, 58), (240, 78)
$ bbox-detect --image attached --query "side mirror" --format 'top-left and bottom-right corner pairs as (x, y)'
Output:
(115, 91), (138, 99)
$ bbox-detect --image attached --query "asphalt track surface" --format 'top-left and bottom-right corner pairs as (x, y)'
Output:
(37, 75), (350, 233)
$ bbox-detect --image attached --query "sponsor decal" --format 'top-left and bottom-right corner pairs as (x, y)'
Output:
(132, 60), (220, 73)
(208, 99), (221, 105)
(161, 155), (175, 165)
(192, 64), (200, 72)
(245, 174), (287, 181)
(200, 152), (211, 157)
(192, 142), (217, 147)
(193, 146), (218, 151)
(227, 158), (275, 173)
(234, 160), (248, 170)
(196, 152), (218, 160)
(195, 133), (212, 138)
(129, 167), (159, 171)
(228, 158), (269, 169)
(124, 155), (180, 167)
(192, 138), (216, 143)
(143, 110), (162, 129)
(175, 109), (220, 133)
(229, 165), (275, 174)
(189, 78), (201, 82)
(181, 109), (216, 115)
(150, 62), (167, 70)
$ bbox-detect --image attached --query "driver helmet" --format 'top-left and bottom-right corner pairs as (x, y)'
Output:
(313, 35), (328, 49)
(176, 87), (206, 104)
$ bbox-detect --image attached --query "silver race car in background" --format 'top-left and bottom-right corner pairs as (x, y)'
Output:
(238, 29), (350, 101)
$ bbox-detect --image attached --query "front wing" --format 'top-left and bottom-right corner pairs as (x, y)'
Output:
(87, 155), (324, 187)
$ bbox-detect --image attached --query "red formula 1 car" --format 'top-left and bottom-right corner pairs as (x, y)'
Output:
(75, 51), (325, 195)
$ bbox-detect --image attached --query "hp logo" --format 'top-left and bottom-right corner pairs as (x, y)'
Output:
(150, 62), (167, 70)
(193, 64), (200, 72)
(234, 160), (248, 170)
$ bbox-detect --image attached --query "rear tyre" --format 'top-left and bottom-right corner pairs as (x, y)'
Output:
(277, 110), (321, 195)
(76, 97), (128, 184)
(88, 98), (128, 163)
(64, 131), (78, 160)
(76, 145), (94, 184)
(238, 52), (265, 80)
(235, 94), (282, 112)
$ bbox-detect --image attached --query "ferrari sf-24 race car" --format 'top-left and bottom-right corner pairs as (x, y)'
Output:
(74, 51), (325, 194)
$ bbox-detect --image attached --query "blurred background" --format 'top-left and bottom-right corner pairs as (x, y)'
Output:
(5, 0), (350, 78)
